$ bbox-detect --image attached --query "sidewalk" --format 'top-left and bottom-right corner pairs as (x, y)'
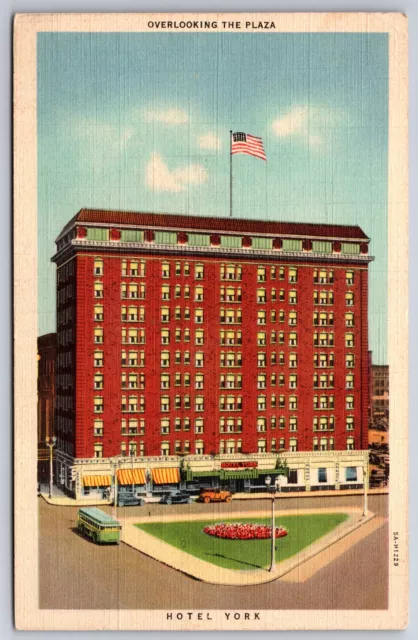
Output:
(40, 486), (388, 507)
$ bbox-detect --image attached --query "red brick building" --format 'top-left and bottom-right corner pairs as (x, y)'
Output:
(52, 209), (372, 498)
(37, 333), (56, 482)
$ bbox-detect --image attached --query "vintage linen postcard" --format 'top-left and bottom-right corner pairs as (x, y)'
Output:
(14, 12), (408, 631)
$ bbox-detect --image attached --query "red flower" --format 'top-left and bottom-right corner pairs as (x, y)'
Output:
(203, 523), (288, 540)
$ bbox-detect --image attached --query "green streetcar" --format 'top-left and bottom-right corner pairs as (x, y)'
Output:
(77, 507), (122, 545)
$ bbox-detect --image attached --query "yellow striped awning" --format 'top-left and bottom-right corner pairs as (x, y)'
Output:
(83, 475), (111, 487)
(152, 468), (180, 485)
(117, 468), (146, 485)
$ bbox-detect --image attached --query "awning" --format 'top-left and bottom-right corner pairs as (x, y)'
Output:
(152, 468), (180, 485)
(117, 468), (146, 485)
(83, 475), (111, 487)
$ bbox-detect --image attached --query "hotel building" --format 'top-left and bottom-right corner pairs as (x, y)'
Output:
(52, 209), (372, 499)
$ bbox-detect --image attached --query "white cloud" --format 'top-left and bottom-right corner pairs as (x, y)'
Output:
(272, 106), (310, 137)
(74, 118), (134, 152)
(144, 108), (189, 125)
(198, 132), (222, 150)
(272, 105), (337, 148)
(146, 153), (208, 192)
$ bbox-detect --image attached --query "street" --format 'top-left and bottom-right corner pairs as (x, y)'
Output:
(39, 494), (388, 610)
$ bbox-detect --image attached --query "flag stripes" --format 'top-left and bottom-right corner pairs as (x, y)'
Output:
(231, 132), (267, 161)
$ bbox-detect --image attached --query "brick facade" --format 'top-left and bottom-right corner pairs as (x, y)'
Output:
(52, 209), (372, 469)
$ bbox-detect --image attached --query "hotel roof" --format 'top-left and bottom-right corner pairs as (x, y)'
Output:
(58, 208), (369, 242)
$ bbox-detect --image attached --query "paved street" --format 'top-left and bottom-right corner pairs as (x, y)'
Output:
(39, 494), (388, 610)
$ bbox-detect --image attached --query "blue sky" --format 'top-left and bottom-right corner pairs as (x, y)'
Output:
(38, 32), (388, 363)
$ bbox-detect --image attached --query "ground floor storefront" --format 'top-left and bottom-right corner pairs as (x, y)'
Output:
(54, 450), (369, 501)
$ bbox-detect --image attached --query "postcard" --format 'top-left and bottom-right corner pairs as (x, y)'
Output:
(14, 12), (408, 630)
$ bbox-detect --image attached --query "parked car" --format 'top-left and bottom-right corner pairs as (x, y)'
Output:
(160, 490), (193, 505)
(116, 495), (145, 507)
(197, 488), (233, 504)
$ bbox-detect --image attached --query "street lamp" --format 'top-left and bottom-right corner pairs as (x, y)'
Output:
(265, 475), (276, 572)
(46, 436), (57, 499)
(110, 457), (120, 520)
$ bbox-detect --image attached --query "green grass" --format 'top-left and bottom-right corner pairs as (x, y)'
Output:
(136, 513), (348, 571)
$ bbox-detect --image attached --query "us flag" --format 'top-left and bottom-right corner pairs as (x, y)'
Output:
(231, 132), (267, 161)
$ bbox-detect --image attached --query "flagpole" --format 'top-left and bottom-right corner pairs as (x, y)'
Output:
(229, 130), (233, 218)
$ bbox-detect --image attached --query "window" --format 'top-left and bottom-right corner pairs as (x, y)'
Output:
(94, 374), (103, 389)
(195, 309), (204, 324)
(162, 262), (170, 278)
(257, 373), (266, 389)
(188, 233), (210, 247)
(289, 267), (298, 283)
(161, 396), (170, 412)
(346, 374), (354, 389)
(195, 329), (204, 345)
(94, 350), (103, 367)
(161, 307), (170, 322)
(346, 292), (354, 306)
(258, 352), (266, 367)
(94, 282), (104, 298)
(195, 285), (204, 301)
(257, 288), (266, 303)
(257, 266), (266, 282)
(346, 353), (355, 368)
(346, 437), (355, 450)
(289, 290), (297, 304)
(257, 310), (266, 325)
(195, 264), (204, 279)
(195, 373), (204, 389)
(94, 397), (104, 413)
(162, 285), (170, 300)
(128, 283), (139, 299)
(121, 229), (144, 243)
(289, 438), (298, 452)
(346, 312), (354, 327)
(279, 417), (285, 429)
(345, 467), (357, 482)
(289, 332), (297, 346)
(289, 311), (297, 326)
(282, 239), (302, 251)
(161, 329), (170, 345)
(345, 333), (354, 347)
(161, 351), (170, 367)
(94, 258), (103, 275)
(87, 228), (109, 241)
(94, 419), (103, 437)
(342, 243), (360, 255)
(318, 468), (327, 483)
(195, 396), (204, 412)
(346, 395), (354, 409)
(257, 439), (267, 453)
(94, 305), (103, 321)
(289, 417), (297, 431)
(161, 442), (170, 456)
(289, 374), (297, 389)
(257, 331), (267, 346)
(94, 327), (104, 344)
(258, 395), (267, 411)
(346, 271), (354, 285)
(195, 352), (204, 368)
(289, 353), (298, 368)
(289, 395), (297, 410)
(161, 374), (170, 390)
(94, 443), (103, 458)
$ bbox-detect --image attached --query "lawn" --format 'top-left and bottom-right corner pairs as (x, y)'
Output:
(136, 513), (348, 571)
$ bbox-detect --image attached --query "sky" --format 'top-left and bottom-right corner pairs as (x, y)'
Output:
(37, 32), (388, 363)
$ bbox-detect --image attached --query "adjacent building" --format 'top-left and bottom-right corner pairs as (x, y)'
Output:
(52, 209), (373, 499)
(37, 333), (56, 482)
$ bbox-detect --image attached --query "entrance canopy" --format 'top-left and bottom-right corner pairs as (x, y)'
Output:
(152, 468), (180, 485)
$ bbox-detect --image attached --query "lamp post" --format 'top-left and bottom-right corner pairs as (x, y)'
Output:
(46, 436), (57, 498)
(110, 457), (120, 520)
(265, 475), (276, 572)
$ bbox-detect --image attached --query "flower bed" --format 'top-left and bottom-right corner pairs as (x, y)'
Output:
(203, 522), (288, 540)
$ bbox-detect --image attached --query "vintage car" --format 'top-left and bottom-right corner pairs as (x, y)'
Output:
(159, 490), (194, 505)
(117, 495), (145, 507)
(196, 488), (233, 504)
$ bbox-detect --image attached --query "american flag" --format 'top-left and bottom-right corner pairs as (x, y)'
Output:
(231, 132), (267, 161)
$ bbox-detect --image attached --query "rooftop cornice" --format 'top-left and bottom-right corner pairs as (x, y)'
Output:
(51, 238), (374, 264)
